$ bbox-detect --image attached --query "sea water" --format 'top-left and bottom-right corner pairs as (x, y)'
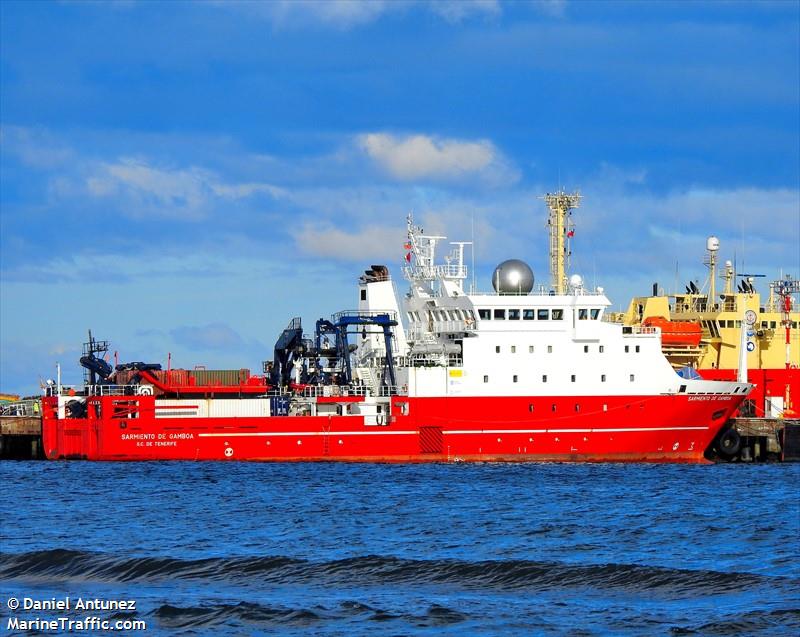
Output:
(1, 462), (798, 635)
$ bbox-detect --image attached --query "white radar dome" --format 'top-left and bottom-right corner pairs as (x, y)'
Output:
(492, 259), (534, 295)
(707, 236), (720, 252)
(569, 274), (583, 288)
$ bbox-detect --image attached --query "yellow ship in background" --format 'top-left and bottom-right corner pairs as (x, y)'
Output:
(615, 236), (799, 419)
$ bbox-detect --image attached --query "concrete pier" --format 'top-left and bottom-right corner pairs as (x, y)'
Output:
(0, 416), (43, 459)
(722, 417), (800, 462)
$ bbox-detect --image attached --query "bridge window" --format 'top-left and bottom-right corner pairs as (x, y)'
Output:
(635, 345), (640, 353)
(571, 375), (576, 382)
(523, 309), (535, 320)
(538, 309), (549, 320)
(625, 345), (630, 353)
(478, 309), (491, 320)
(494, 309), (506, 320)
(552, 309), (564, 320)
(599, 345), (605, 353)
(542, 375), (547, 383)
(484, 375), (489, 383)
(511, 345), (517, 353)
(360, 289), (367, 301)
(547, 345), (553, 353)
(495, 346), (501, 353)
(591, 309), (600, 320)
(578, 309), (588, 320)
(679, 385), (686, 393)
(601, 374), (606, 382)
(508, 309), (520, 320)
(583, 345), (589, 353)
(513, 375), (518, 383)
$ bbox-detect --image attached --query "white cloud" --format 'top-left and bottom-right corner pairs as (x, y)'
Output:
(292, 223), (407, 261)
(210, 182), (288, 199)
(430, 1), (501, 23)
(215, 0), (394, 29)
(0, 125), (74, 169)
(85, 157), (283, 219)
(212, 0), (519, 29)
(358, 132), (519, 185)
(531, 0), (567, 18)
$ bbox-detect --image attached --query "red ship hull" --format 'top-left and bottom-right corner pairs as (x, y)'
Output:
(698, 368), (799, 418)
(41, 393), (745, 464)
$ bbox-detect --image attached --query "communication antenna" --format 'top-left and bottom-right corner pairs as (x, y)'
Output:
(704, 236), (720, 308)
(542, 190), (581, 294)
(471, 212), (476, 294)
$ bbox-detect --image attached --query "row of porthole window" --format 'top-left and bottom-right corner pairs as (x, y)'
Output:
(483, 374), (635, 383)
(492, 344), (638, 354)
(496, 345), (554, 354)
(709, 319), (797, 330)
(478, 308), (602, 321)
(478, 308), (567, 321)
(524, 403), (645, 413)
(407, 308), (477, 323)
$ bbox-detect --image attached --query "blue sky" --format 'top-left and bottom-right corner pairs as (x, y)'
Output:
(1, 0), (798, 395)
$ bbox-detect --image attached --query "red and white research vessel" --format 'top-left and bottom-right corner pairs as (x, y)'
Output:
(42, 193), (753, 463)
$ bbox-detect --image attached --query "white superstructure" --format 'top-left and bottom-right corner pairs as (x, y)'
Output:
(352, 212), (750, 401)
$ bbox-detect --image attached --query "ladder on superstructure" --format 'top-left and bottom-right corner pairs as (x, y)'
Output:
(542, 191), (581, 295)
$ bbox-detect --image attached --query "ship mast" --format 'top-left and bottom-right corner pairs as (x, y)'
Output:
(704, 236), (720, 310)
(772, 275), (800, 370)
(722, 259), (735, 295)
(543, 191), (581, 295)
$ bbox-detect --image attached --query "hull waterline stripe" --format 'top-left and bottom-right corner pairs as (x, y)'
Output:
(196, 426), (710, 439)
(443, 426), (710, 434)
(198, 430), (417, 438)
